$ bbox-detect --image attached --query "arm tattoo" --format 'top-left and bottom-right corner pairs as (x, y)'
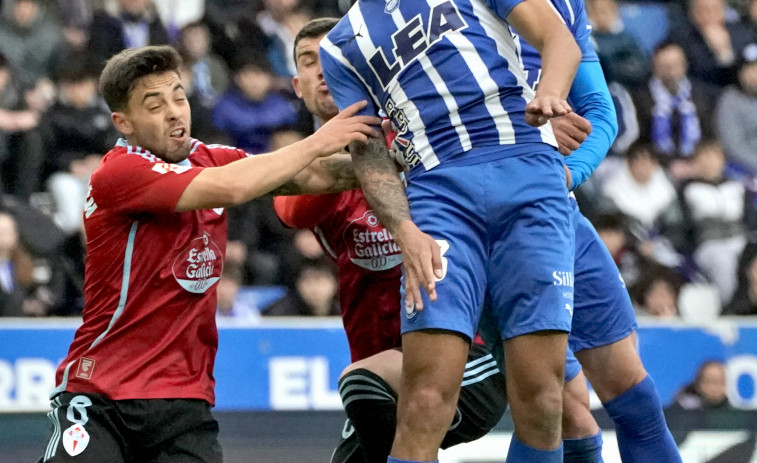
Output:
(269, 180), (305, 196)
(350, 137), (411, 233)
(320, 156), (360, 192)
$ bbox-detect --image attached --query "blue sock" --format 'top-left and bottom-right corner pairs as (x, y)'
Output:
(387, 458), (437, 463)
(563, 431), (604, 463)
(602, 375), (682, 463)
(505, 435), (563, 462)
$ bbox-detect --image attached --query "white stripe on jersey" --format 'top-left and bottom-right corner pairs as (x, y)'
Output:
(562, 0), (576, 25)
(320, 38), (383, 112)
(546, 0), (568, 25)
(437, 0), (515, 145)
(470, 0), (557, 147)
(346, 5), (441, 170)
(389, 4), (473, 153)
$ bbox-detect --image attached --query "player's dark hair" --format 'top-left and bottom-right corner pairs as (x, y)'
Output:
(99, 45), (183, 112)
(293, 18), (340, 66)
(0, 52), (8, 70)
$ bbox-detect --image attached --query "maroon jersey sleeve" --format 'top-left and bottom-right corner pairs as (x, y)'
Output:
(92, 154), (203, 214)
(273, 194), (341, 229)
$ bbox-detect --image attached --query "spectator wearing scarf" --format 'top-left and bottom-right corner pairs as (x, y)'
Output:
(635, 41), (718, 161)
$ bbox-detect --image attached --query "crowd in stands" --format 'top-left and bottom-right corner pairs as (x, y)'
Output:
(2, 0), (757, 321)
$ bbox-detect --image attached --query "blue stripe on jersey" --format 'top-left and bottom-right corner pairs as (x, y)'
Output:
(320, 0), (557, 174)
(519, 0), (598, 88)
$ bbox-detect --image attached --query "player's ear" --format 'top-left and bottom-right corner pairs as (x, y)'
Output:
(112, 112), (133, 136)
(292, 75), (303, 99)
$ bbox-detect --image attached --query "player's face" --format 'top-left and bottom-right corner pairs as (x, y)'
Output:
(114, 71), (192, 163)
(293, 35), (339, 121)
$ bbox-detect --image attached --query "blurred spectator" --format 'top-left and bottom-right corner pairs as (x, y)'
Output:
(631, 265), (685, 318)
(0, 52), (44, 198)
(587, 0), (649, 88)
(152, 0), (204, 39)
(178, 63), (232, 145)
(724, 240), (757, 314)
(178, 21), (229, 105)
(671, 360), (732, 410)
(668, 0), (752, 89)
(0, 0), (60, 89)
(87, 0), (170, 71)
(603, 142), (678, 228)
(212, 52), (302, 154)
(40, 59), (117, 235)
(678, 140), (751, 301)
(262, 257), (339, 316)
(226, 197), (296, 286)
(716, 43), (757, 175)
(740, 0), (757, 42)
(608, 81), (640, 157)
(0, 211), (34, 316)
(256, 0), (312, 77)
(216, 262), (261, 323)
(635, 42), (717, 161)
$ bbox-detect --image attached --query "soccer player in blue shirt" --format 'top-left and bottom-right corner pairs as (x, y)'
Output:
(507, 0), (683, 461)
(321, 1), (581, 462)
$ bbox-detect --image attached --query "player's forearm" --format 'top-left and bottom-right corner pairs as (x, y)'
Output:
(176, 139), (322, 211)
(534, 27), (580, 99)
(565, 61), (618, 189)
(271, 153), (359, 196)
(349, 137), (411, 234)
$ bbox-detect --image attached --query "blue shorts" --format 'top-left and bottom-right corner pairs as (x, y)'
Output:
(569, 198), (638, 353)
(400, 146), (574, 341)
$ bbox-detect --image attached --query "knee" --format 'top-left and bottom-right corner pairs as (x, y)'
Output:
(402, 385), (458, 424)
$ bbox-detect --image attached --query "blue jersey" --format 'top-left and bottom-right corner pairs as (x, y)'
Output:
(514, 0), (597, 88)
(320, 0), (557, 177)
(511, 0), (616, 189)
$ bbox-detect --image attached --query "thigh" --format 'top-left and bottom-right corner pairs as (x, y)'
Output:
(41, 393), (127, 463)
(486, 152), (574, 339)
(136, 400), (222, 463)
(402, 166), (488, 341)
(442, 343), (508, 449)
(570, 205), (638, 353)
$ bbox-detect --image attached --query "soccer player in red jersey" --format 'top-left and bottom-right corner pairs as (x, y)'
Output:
(275, 20), (508, 463)
(38, 45), (380, 463)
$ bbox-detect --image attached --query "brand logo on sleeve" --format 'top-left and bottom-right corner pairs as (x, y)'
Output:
(152, 162), (191, 174)
(172, 233), (223, 293)
(75, 358), (95, 380)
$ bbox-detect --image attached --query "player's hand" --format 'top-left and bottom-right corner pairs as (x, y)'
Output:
(552, 112), (592, 156)
(312, 101), (381, 156)
(525, 95), (572, 127)
(395, 220), (442, 311)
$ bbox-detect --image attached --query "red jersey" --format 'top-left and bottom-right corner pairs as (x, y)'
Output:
(274, 190), (402, 362)
(53, 139), (247, 404)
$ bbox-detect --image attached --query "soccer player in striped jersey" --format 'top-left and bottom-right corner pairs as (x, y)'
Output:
(505, 0), (683, 461)
(320, 1), (581, 462)
(275, 20), (507, 463)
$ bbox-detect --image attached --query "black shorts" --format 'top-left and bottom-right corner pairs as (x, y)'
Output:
(38, 392), (222, 463)
(331, 343), (507, 462)
(441, 342), (508, 448)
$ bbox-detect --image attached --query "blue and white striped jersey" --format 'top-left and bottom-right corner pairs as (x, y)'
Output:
(320, 0), (557, 176)
(514, 0), (598, 89)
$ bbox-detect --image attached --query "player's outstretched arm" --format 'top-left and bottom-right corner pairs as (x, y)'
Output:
(507, 0), (581, 126)
(349, 138), (441, 309)
(270, 153), (360, 196)
(175, 101), (379, 211)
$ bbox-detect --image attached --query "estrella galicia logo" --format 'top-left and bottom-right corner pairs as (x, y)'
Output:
(385, 0), (400, 13)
